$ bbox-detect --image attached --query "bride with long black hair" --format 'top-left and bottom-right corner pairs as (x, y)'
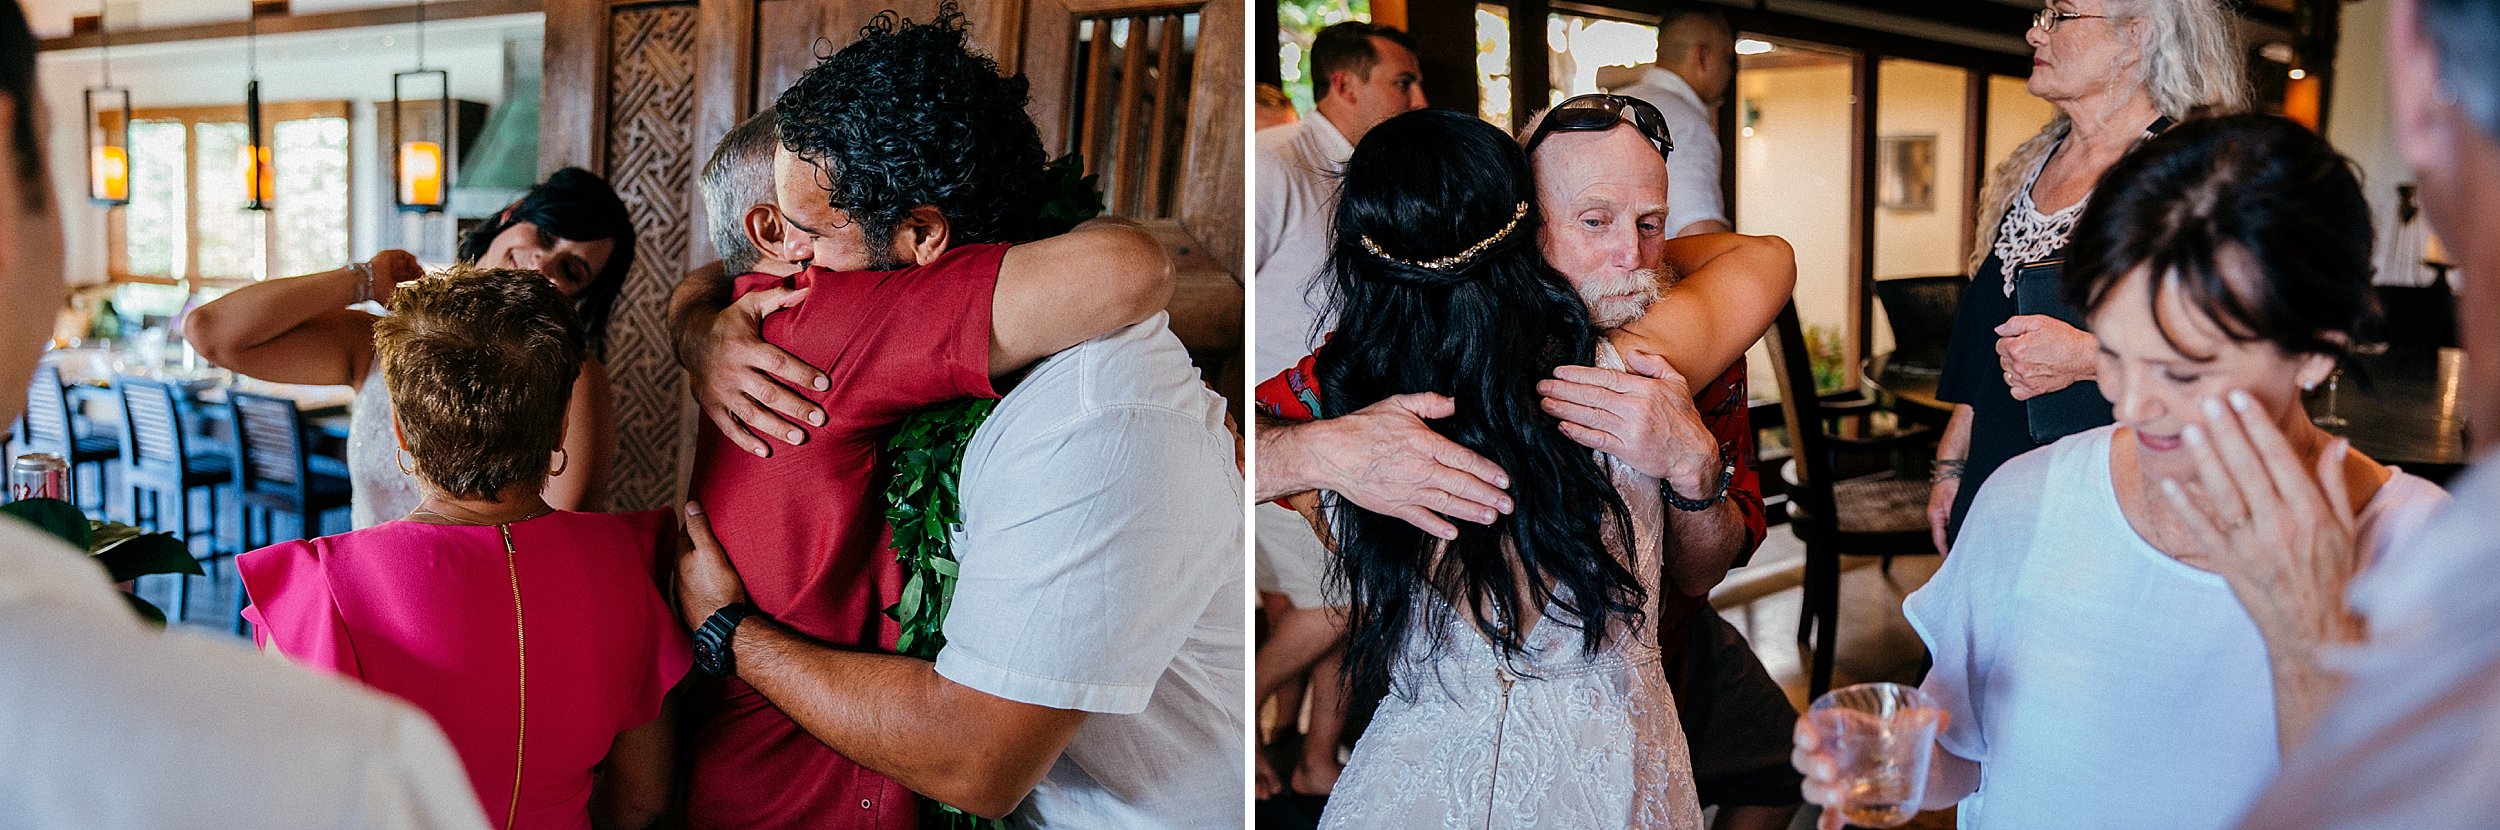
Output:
(1308, 108), (1703, 828)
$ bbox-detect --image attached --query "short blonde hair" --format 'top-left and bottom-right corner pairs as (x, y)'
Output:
(375, 267), (584, 499)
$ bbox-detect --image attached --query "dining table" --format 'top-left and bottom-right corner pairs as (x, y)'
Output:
(2314, 345), (2470, 484)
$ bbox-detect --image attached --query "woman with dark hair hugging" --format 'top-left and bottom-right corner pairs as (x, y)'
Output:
(1796, 115), (2449, 829)
(237, 268), (689, 830)
(1307, 108), (1703, 828)
(189, 168), (635, 527)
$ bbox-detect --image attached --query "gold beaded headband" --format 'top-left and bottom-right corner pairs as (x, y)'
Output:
(1359, 201), (1531, 273)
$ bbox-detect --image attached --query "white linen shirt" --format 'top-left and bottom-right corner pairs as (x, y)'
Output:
(936, 313), (1248, 829)
(1907, 426), (2445, 830)
(0, 518), (490, 830)
(1254, 112), (1356, 381)
(1608, 66), (1728, 236)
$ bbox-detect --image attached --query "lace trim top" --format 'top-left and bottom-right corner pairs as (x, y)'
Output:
(1992, 151), (2087, 296)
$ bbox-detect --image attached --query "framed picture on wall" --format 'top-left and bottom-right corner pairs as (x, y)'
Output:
(1880, 134), (1937, 212)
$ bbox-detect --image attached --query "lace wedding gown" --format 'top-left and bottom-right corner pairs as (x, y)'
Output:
(1319, 344), (1705, 830)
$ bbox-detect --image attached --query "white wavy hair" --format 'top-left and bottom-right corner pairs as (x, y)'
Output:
(1968, 0), (2250, 273)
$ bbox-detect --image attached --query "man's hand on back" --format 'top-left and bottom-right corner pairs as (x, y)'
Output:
(1537, 349), (1719, 499)
(681, 286), (830, 458)
(1259, 393), (1513, 541)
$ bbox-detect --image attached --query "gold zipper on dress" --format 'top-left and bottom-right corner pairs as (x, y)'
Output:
(1484, 658), (1516, 830)
(500, 522), (527, 830)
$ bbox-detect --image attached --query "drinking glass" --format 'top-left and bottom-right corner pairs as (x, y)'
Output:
(1808, 682), (1944, 828)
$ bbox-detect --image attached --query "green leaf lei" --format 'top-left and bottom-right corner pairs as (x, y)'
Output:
(881, 398), (1001, 830)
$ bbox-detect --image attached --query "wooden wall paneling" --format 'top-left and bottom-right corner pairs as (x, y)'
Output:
(1077, 20), (1116, 177)
(1109, 18), (1152, 215)
(967, 0), (1026, 77)
(1175, 0), (1240, 280)
(1141, 14), (1181, 217)
(597, 1), (702, 512)
(690, 0), (760, 268)
(1021, 0), (1079, 155)
(745, 0), (950, 111)
(539, 0), (608, 172)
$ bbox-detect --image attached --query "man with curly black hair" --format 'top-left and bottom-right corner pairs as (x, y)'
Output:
(670, 7), (1245, 829)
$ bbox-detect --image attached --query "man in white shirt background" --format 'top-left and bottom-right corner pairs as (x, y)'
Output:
(1249, 18), (1425, 803)
(1603, 4), (1736, 237)
(0, 4), (488, 826)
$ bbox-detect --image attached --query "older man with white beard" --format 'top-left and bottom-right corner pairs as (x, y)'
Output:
(1255, 95), (1799, 828)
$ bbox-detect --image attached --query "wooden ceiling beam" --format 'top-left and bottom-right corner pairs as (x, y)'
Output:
(37, 0), (544, 52)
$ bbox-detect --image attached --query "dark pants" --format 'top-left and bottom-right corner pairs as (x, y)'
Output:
(1672, 603), (1807, 807)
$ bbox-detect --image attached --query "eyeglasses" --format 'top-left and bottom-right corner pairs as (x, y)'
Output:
(1523, 94), (1674, 160)
(2032, 8), (2108, 32)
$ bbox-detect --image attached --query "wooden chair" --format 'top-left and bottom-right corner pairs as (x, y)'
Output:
(1761, 303), (1938, 698)
(115, 376), (233, 622)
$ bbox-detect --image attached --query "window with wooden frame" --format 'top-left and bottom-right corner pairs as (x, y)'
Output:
(105, 100), (353, 285)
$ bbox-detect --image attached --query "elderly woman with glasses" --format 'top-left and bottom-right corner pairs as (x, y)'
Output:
(1928, 0), (2250, 553)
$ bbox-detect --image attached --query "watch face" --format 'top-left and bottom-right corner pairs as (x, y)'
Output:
(695, 628), (730, 677)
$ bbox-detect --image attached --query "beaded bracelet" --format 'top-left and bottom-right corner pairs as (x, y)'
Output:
(1665, 445), (1736, 512)
(1931, 458), (1968, 484)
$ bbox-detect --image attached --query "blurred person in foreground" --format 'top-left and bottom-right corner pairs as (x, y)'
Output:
(0, 2), (487, 826)
(2233, 0), (2500, 825)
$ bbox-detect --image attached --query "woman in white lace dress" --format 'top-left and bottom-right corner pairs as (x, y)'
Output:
(1300, 108), (1703, 829)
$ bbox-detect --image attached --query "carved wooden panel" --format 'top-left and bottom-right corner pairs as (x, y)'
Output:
(598, 1), (700, 512)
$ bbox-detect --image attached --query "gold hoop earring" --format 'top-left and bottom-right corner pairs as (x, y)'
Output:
(550, 447), (570, 477)
(396, 448), (416, 475)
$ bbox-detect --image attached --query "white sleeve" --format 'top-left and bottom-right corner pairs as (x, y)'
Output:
(1664, 123), (1727, 234)
(1903, 446), (2053, 763)
(936, 406), (1243, 714)
(346, 708), (495, 830)
(1254, 144), (1291, 270)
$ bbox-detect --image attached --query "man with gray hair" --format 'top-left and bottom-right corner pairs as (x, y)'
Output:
(673, 108), (816, 455)
(2230, 0), (2500, 826)
(698, 108), (807, 279)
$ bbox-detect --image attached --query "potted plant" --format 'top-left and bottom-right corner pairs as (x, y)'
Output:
(1, 498), (204, 625)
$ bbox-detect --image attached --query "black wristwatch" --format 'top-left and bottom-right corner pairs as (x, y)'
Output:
(694, 602), (760, 678)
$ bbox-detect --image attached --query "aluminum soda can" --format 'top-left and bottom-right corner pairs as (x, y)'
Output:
(10, 453), (69, 502)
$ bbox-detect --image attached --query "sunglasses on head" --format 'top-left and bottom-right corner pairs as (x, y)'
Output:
(1524, 94), (1675, 159)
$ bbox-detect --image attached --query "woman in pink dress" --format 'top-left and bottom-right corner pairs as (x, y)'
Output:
(240, 268), (691, 830)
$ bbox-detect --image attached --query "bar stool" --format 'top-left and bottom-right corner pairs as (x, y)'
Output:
(228, 393), (351, 635)
(116, 376), (233, 622)
(23, 363), (118, 513)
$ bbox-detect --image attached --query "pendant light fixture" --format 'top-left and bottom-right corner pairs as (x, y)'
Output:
(83, 0), (130, 206)
(392, 0), (450, 212)
(242, 1), (272, 211)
